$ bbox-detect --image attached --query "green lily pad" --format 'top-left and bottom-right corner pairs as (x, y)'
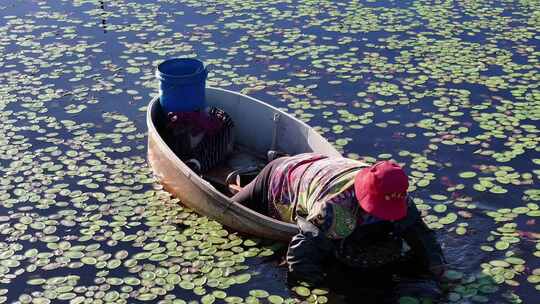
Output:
(124, 277), (141, 286)
(505, 257), (525, 265)
(489, 260), (510, 267)
(104, 291), (120, 302)
(201, 294), (215, 304)
(294, 286), (310, 297)
(433, 204), (447, 213)
(233, 273), (251, 284)
(527, 210), (540, 217)
(430, 194), (448, 201)
(456, 226), (467, 235)
(268, 295), (284, 304)
(179, 281), (195, 289)
(212, 290), (227, 299)
(495, 241), (510, 250)
(459, 172), (477, 178)
(56, 293), (76, 300)
(27, 278), (46, 285)
(249, 290), (269, 298)
(137, 293), (157, 301)
(527, 275), (540, 283)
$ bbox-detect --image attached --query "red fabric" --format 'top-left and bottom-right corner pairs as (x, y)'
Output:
(354, 161), (409, 221)
(167, 111), (223, 136)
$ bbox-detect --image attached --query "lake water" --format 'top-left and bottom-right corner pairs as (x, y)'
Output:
(0, 0), (538, 303)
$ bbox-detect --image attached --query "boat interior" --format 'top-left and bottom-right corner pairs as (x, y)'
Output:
(154, 108), (273, 197)
(151, 88), (340, 199)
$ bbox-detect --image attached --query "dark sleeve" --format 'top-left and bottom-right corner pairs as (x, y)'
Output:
(396, 198), (446, 268)
(286, 216), (335, 286)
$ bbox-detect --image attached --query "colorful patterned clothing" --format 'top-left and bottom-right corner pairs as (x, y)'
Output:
(267, 153), (371, 239)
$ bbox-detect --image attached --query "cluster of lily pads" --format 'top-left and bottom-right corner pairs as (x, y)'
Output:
(0, 0), (539, 303)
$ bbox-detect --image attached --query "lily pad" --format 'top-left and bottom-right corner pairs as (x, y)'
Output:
(294, 286), (311, 297)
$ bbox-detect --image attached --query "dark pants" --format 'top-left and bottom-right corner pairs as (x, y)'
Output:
(231, 157), (286, 215)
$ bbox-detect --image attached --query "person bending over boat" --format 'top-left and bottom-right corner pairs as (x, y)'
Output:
(232, 153), (446, 300)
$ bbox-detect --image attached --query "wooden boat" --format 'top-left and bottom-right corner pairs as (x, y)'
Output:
(147, 87), (341, 242)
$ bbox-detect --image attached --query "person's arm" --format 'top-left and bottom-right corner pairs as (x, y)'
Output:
(286, 216), (335, 286)
(396, 198), (446, 274)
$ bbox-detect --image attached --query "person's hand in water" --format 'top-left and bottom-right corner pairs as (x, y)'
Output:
(286, 217), (334, 287)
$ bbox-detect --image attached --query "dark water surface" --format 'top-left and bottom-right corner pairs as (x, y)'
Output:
(0, 0), (538, 303)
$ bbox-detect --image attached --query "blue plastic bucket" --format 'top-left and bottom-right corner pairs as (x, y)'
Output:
(156, 58), (208, 113)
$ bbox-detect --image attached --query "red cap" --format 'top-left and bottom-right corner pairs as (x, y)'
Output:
(354, 161), (409, 221)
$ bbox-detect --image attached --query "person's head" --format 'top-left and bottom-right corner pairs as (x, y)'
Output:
(354, 160), (409, 221)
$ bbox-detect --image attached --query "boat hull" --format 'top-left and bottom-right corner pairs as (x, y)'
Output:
(147, 87), (341, 242)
